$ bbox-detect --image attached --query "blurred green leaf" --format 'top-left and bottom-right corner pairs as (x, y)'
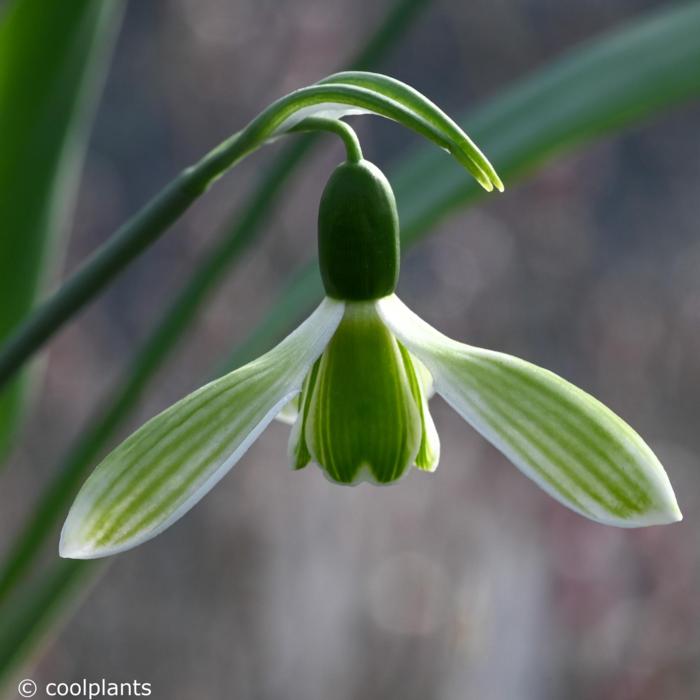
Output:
(0, 0), (121, 459)
(0, 559), (100, 687)
(394, 0), (700, 239)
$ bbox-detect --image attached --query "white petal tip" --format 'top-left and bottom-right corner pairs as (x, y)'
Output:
(415, 458), (439, 473)
(59, 546), (90, 560)
(599, 499), (683, 528)
(59, 528), (94, 559)
(656, 501), (683, 525)
(646, 485), (684, 526)
(59, 537), (94, 560)
(627, 510), (683, 528)
(59, 521), (125, 560)
(59, 534), (130, 560)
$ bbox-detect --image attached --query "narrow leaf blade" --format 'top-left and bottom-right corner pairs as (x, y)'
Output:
(0, 0), (120, 460)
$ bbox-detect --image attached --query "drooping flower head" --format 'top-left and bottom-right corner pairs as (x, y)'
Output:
(60, 100), (680, 559)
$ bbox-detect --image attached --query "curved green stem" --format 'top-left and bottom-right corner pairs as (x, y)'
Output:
(289, 118), (363, 162)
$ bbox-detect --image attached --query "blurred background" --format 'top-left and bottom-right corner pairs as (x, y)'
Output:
(2, 0), (700, 698)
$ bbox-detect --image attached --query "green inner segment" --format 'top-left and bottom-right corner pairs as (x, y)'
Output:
(305, 302), (422, 484)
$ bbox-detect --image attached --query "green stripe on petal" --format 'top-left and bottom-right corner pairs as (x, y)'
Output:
(60, 298), (344, 559)
(412, 354), (435, 399)
(305, 301), (421, 485)
(288, 357), (321, 470)
(399, 344), (440, 471)
(378, 295), (682, 527)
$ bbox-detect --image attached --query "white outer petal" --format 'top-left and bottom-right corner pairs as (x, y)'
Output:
(377, 294), (681, 528)
(60, 297), (344, 559)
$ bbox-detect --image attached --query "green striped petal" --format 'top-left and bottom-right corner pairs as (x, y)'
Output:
(412, 354), (435, 400)
(378, 295), (681, 527)
(305, 301), (422, 485)
(60, 298), (344, 559)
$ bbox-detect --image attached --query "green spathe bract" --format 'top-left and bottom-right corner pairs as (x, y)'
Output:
(318, 160), (400, 301)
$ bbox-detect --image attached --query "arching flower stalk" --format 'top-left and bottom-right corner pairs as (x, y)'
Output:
(60, 84), (680, 560)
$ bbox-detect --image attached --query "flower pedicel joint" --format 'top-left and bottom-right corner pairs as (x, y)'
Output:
(60, 83), (680, 559)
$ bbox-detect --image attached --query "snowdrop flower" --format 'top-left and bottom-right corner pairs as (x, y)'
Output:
(61, 155), (680, 559)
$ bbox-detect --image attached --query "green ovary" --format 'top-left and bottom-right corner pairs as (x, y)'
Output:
(301, 301), (428, 484)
